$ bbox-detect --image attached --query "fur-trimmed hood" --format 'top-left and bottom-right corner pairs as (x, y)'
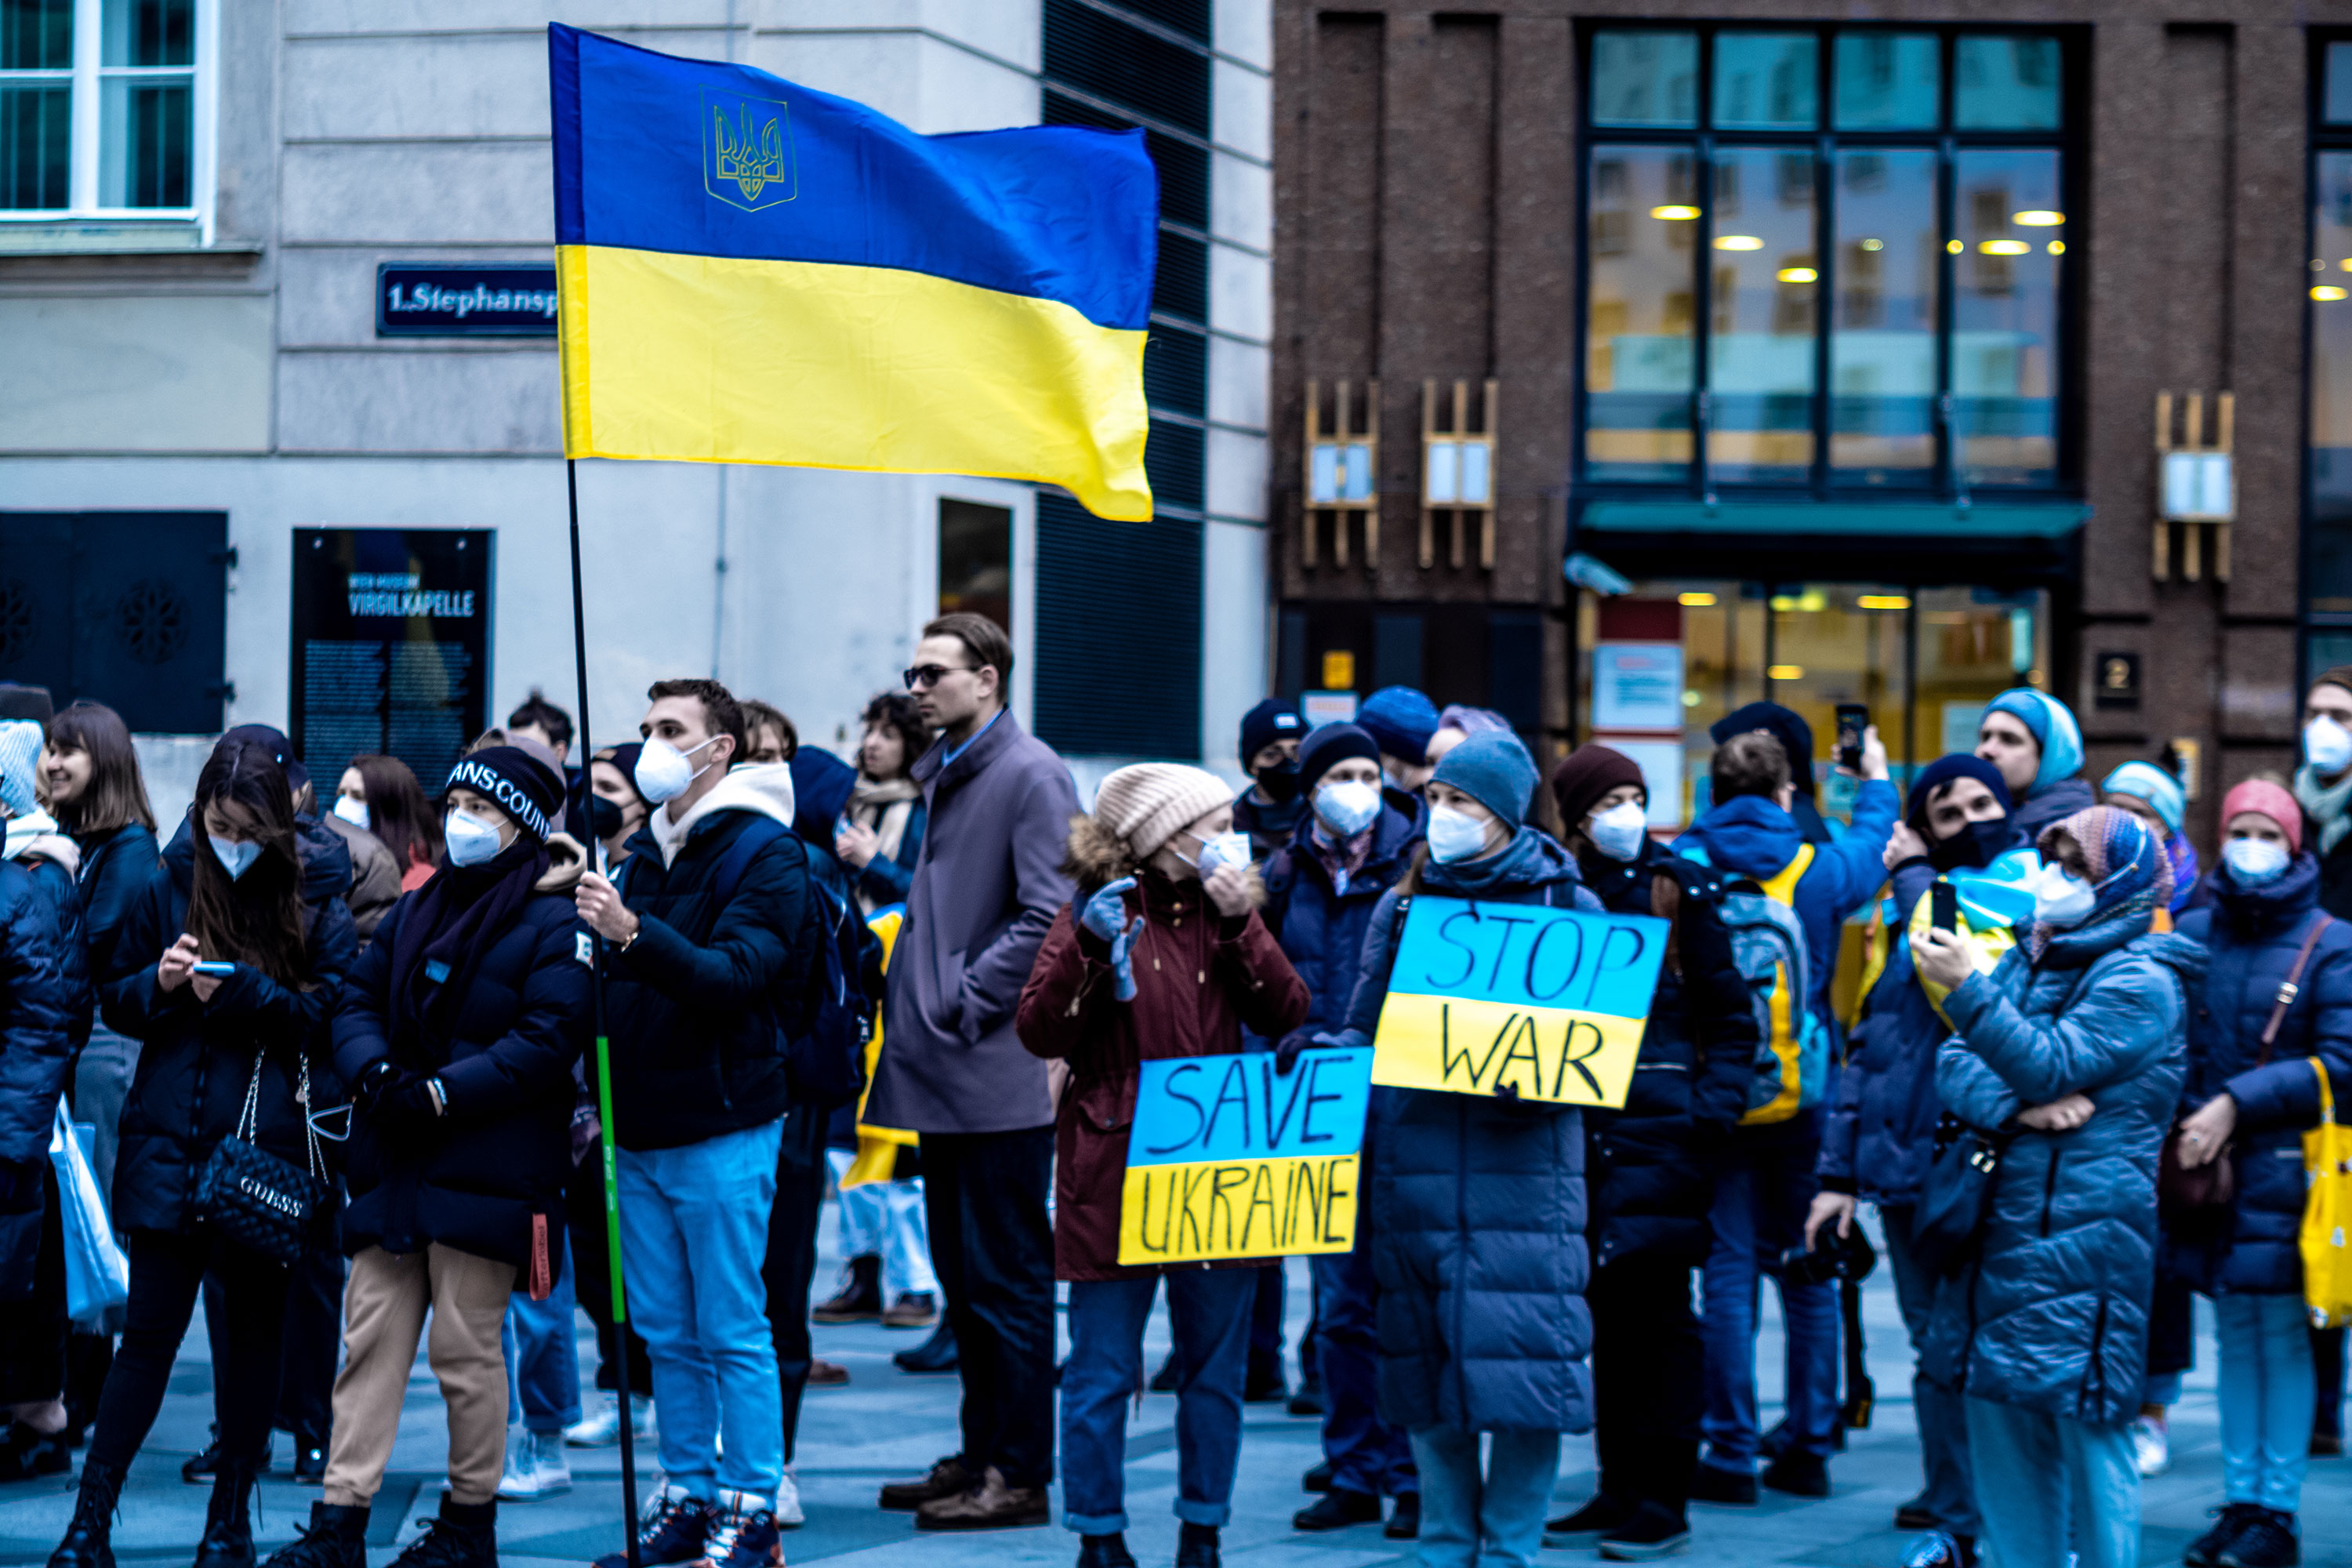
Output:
(535, 832), (586, 895)
(1063, 811), (1265, 908)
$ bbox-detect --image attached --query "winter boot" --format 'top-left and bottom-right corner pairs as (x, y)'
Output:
(1175, 1522), (1221, 1568)
(194, 1456), (263, 1568)
(392, 1497), (499, 1568)
(1075, 1534), (1136, 1568)
(260, 1503), (369, 1568)
(47, 1459), (125, 1568)
(811, 1256), (883, 1323)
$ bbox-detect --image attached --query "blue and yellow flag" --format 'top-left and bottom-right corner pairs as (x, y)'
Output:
(548, 25), (1157, 520)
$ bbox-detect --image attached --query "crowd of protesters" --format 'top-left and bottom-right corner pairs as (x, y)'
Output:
(2, 630), (2350, 1568)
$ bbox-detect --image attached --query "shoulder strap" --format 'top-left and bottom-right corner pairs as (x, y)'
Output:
(1759, 842), (1815, 906)
(2259, 914), (2336, 1058)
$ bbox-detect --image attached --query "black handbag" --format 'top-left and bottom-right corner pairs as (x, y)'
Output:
(1911, 1112), (2009, 1277)
(194, 1047), (331, 1265)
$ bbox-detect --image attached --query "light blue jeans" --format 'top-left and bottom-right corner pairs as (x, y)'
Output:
(1408, 1426), (1561, 1568)
(1963, 1397), (2137, 1568)
(616, 1119), (784, 1502)
(2216, 1292), (2314, 1512)
(503, 1258), (582, 1433)
(825, 1149), (938, 1300)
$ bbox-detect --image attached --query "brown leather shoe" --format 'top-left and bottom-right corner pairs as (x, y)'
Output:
(878, 1455), (971, 1512)
(913, 1466), (1051, 1531)
(808, 1359), (850, 1387)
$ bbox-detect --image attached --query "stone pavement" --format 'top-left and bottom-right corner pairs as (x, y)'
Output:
(5, 1207), (2351, 1567)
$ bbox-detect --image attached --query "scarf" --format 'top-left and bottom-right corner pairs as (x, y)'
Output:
(3, 808), (60, 862)
(2296, 763), (2352, 858)
(388, 837), (547, 1054)
(1422, 825), (1584, 900)
(1309, 817), (1374, 896)
(2026, 805), (2168, 961)
(846, 772), (920, 866)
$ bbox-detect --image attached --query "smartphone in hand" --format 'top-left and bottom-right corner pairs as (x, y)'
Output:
(1835, 703), (1869, 771)
(1930, 882), (1959, 935)
(191, 960), (237, 978)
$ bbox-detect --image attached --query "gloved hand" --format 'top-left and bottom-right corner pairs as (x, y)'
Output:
(351, 1058), (404, 1114)
(1273, 1028), (1344, 1076)
(1080, 877), (1138, 942)
(1108, 913), (1146, 1002)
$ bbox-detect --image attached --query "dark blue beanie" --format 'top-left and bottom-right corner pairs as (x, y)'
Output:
(1298, 722), (1380, 797)
(1905, 753), (2013, 826)
(1431, 731), (1537, 832)
(1239, 699), (1303, 764)
(1358, 685), (1440, 763)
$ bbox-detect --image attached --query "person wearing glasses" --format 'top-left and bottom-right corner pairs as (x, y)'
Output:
(865, 612), (1079, 1533)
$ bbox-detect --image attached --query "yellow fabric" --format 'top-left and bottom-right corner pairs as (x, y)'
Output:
(2304, 1058), (2352, 1329)
(843, 906), (916, 1189)
(1845, 886), (1893, 1028)
(1905, 884), (2019, 1028)
(557, 243), (1152, 521)
(1740, 844), (1816, 1127)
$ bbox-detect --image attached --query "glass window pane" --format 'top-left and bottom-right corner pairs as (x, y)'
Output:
(2310, 154), (2352, 608)
(1591, 31), (1697, 129)
(2328, 42), (2352, 127)
(100, 78), (192, 206)
(1586, 146), (1697, 481)
(1712, 33), (1817, 131)
(101, 0), (191, 67)
(1708, 148), (1817, 483)
(938, 499), (1012, 633)
(1953, 35), (2061, 130)
(0, 81), (69, 208)
(1, 0), (72, 69)
(1954, 150), (2062, 488)
(1833, 32), (1940, 129)
(1831, 148), (1940, 485)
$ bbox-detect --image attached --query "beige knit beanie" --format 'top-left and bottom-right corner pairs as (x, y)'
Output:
(1093, 763), (1235, 861)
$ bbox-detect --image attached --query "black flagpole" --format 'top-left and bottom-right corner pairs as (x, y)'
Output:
(567, 457), (641, 1568)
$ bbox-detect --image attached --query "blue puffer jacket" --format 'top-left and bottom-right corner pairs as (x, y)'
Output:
(0, 856), (74, 1289)
(1925, 915), (2197, 1425)
(1261, 804), (1418, 1041)
(2167, 855), (2352, 1295)
(1338, 829), (1602, 1435)
(73, 822), (160, 987)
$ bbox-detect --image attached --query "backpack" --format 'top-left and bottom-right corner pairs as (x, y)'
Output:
(1700, 843), (1828, 1126)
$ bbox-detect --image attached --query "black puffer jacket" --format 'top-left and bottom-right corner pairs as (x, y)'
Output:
(102, 831), (358, 1233)
(1576, 838), (1757, 1267)
(332, 839), (590, 1265)
(73, 822), (161, 983)
(0, 856), (74, 1288)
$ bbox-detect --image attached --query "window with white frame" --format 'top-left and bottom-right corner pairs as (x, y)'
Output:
(1, 0), (208, 217)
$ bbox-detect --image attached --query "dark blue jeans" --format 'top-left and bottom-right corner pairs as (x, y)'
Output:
(1700, 1132), (1838, 1471)
(1311, 1222), (1417, 1497)
(1061, 1269), (1254, 1534)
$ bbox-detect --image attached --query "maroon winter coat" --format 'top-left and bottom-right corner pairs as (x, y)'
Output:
(1016, 867), (1309, 1282)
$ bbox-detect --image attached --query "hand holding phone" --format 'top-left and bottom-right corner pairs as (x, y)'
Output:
(1835, 703), (1870, 772)
(1930, 882), (1959, 935)
(191, 960), (237, 978)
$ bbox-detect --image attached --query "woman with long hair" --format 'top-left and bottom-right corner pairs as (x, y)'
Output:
(335, 755), (441, 895)
(834, 691), (931, 919)
(49, 736), (356, 1568)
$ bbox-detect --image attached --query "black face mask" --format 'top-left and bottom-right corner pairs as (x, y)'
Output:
(1254, 758), (1301, 804)
(586, 793), (626, 843)
(1928, 817), (2015, 873)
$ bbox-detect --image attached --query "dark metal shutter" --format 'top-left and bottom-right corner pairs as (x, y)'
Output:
(1033, 493), (1201, 757)
(1145, 421), (1206, 512)
(0, 511), (227, 732)
(1143, 326), (1207, 416)
(1043, 0), (1210, 134)
(1152, 232), (1207, 322)
(1489, 608), (1544, 732)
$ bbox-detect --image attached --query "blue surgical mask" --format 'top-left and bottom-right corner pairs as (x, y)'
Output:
(1426, 805), (1493, 865)
(1312, 779), (1381, 838)
(2224, 837), (2290, 887)
(210, 837), (262, 881)
(332, 794), (370, 833)
(1182, 829), (1253, 881)
(444, 809), (506, 868)
(2310, 716), (2352, 776)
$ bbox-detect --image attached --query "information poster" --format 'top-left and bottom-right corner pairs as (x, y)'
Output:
(1592, 643), (1685, 731)
(290, 529), (491, 800)
(1370, 897), (1668, 1108)
(1117, 1047), (1372, 1265)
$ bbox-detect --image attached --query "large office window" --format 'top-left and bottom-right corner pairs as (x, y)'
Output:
(1582, 27), (2072, 498)
(0, 0), (209, 216)
(2310, 40), (2352, 672)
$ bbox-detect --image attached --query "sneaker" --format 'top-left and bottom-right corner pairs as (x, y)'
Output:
(260, 1502), (369, 1568)
(184, 1425), (226, 1485)
(1900, 1532), (1976, 1568)
(0, 1422), (70, 1482)
(807, 1359), (849, 1388)
(811, 1257), (882, 1323)
(1301, 1460), (1332, 1494)
(2131, 1413), (2171, 1477)
(1760, 1451), (1829, 1499)
(912, 1465), (1051, 1531)
(2218, 1508), (2299, 1568)
(691, 1490), (782, 1568)
(879, 1454), (971, 1512)
(1598, 1500), (1691, 1561)
(1291, 1488), (1381, 1531)
(528, 1431), (570, 1497)
(565, 1393), (653, 1449)
(2186, 1505), (2263, 1568)
(881, 1291), (938, 1329)
(1544, 1494), (1631, 1548)
(390, 1500), (496, 1568)
(593, 1485), (710, 1568)
(1383, 1494), (1419, 1541)
(1690, 1464), (1758, 1506)
(495, 1426), (547, 1502)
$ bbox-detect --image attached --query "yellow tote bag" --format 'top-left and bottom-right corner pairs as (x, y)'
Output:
(2303, 1057), (2352, 1329)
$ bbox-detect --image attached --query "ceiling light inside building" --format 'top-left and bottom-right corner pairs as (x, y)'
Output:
(1860, 238), (1885, 252)
(1715, 234), (1764, 251)
(1857, 594), (1911, 610)
(1679, 592), (1717, 607)
(1650, 204), (1700, 220)
(2013, 209), (2063, 226)
(1766, 664), (1805, 681)
(1947, 240), (1963, 254)
(1777, 267), (1817, 283)
(2048, 241), (2065, 255)
(2317, 286), (2349, 302)
(1980, 239), (2030, 256)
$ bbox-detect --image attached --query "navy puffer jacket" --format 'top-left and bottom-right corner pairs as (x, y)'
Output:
(1339, 829), (1601, 1435)
(73, 822), (160, 985)
(332, 840), (591, 1267)
(1925, 915), (2196, 1425)
(0, 857), (74, 1288)
(1260, 804), (1418, 1040)
(2167, 855), (2352, 1295)
(1577, 838), (1756, 1266)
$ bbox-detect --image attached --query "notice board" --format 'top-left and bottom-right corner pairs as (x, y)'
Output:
(289, 529), (491, 800)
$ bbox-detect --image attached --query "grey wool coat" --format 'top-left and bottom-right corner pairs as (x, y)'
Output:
(866, 710), (1079, 1134)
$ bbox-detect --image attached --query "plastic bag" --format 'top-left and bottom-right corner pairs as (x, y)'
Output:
(2303, 1058), (2352, 1329)
(49, 1101), (128, 1328)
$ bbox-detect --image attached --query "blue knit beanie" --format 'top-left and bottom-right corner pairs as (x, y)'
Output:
(1904, 753), (2013, 826)
(1431, 730), (1537, 833)
(1985, 688), (2084, 796)
(2102, 760), (2185, 835)
(1358, 685), (1440, 763)
(0, 720), (41, 818)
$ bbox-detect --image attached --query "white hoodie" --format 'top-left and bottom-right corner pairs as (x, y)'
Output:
(648, 760), (797, 867)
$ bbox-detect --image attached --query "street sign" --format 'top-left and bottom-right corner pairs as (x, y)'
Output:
(376, 263), (559, 337)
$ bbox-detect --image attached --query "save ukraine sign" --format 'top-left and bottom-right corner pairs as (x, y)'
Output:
(1370, 898), (1668, 1107)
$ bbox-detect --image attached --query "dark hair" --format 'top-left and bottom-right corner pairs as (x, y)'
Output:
(647, 677), (748, 762)
(187, 739), (309, 986)
(859, 691), (931, 779)
(1711, 731), (1791, 803)
(350, 754), (441, 871)
(45, 702), (154, 835)
(739, 699), (798, 762)
(923, 612), (1014, 690)
(506, 689), (574, 755)
(2314, 666), (2352, 702)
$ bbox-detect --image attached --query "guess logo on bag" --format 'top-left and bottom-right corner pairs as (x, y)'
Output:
(238, 1177), (307, 1218)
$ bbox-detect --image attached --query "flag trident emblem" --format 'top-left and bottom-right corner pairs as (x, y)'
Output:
(700, 88), (797, 211)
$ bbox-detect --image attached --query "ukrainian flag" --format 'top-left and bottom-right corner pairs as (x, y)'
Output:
(548, 25), (1157, 521)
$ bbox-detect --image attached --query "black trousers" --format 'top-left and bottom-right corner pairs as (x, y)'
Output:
(567, 1137), (654, 1396)
(0, 1171), (67, 1406)
(924, 1126), (1056, 1489)
(1590, 1254), (1704, 1523)
(203, 1226), (344, 1437)
(90, 1229), (292, 1471)
(760, 1104), (830, 1463)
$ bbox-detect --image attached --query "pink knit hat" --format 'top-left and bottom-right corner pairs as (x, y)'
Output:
(1093, 763), (1234, 859)
(2220, 779), (2303, 855)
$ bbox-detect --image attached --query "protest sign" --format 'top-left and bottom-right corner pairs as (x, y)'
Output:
(1370, 897), (1668, 1108)
(1116, 1047), (1372, 1267)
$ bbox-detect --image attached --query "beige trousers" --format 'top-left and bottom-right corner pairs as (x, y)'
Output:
(323, 1243), (516, 1508)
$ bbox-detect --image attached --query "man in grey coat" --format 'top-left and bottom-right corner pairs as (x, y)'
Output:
(865, 612), (1077, 1533)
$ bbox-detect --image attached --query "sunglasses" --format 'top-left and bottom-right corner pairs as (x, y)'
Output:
(903, 663), (977, 691)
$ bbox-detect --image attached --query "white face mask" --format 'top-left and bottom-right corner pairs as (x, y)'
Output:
(2309, 716), (2352, 776)
(1181, 829), (1253, 881)
(210, 837), (261, 881)
(1426, 804), (1493, 864)
(1312, 779), (1381, 838)
(332, 794), (370, 833)
(2224, 837), (2290, 887)
(634, 735), (719, 804)
(444, 809), (506, 868)
(2024, 856), (2097, 928)
(1585, 800), (1649, 862)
